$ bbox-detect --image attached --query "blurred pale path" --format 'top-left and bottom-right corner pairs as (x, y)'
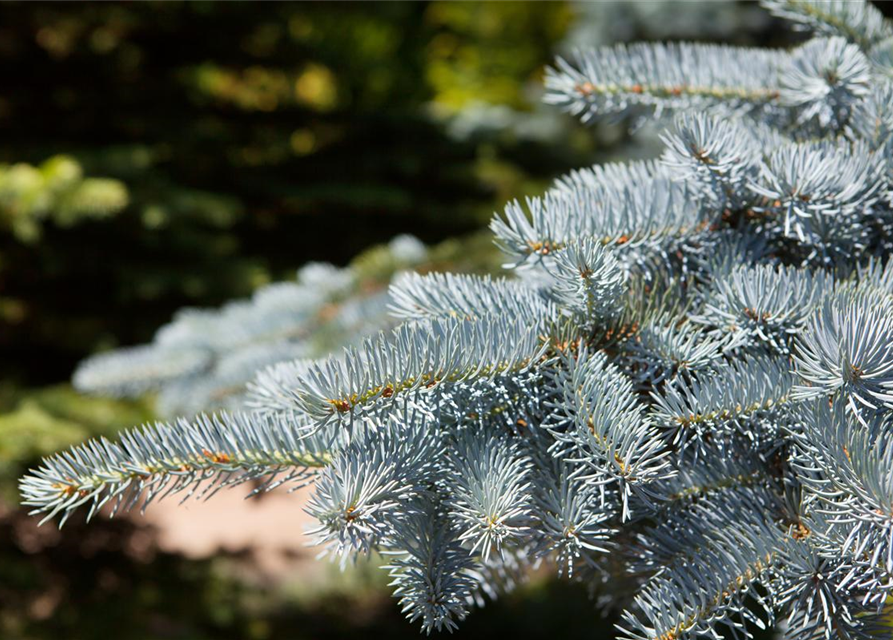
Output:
(140, 486), (321, 580)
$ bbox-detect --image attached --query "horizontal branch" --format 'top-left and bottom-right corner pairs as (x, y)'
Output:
(20, 412), (332, 526)
(545, 42), (788, 123)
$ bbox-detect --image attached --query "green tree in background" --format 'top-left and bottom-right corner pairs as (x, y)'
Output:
(0, 1), (581, 388)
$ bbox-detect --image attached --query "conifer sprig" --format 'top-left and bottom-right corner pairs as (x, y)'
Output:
(20, 412), (331, 526)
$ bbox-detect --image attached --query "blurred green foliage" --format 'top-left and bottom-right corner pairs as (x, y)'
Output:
(424, 2), (573, 111)
(0, 1), (588, 388)
(0, 156), (128, 243)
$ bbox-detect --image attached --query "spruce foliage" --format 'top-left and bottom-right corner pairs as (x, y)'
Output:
(20, 1), (893, 637)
